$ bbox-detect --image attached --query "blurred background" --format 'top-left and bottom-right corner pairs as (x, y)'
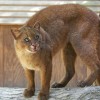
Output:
(0, 0), (100, 89)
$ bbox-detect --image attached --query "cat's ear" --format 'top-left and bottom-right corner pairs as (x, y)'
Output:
(33, 22), (40, 30)
(11, 28), (20, 40)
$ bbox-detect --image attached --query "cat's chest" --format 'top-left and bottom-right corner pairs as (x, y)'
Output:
(16, 51), (40, 71)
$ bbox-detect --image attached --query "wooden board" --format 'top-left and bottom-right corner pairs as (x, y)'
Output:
(0, 25), (4, 86)
(2, 25), (25, 87)
(3, 25), (16, 87)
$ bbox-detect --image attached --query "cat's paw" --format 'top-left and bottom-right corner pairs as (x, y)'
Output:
(77, 81), (88, 87)
(23, 88), (35, 98)
(51, 82), (65, 88)
(38, 92), (48, 100)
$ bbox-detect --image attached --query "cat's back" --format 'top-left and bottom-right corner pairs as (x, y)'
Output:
(26, 4), (79, 25)
(26, 4), (99, 27)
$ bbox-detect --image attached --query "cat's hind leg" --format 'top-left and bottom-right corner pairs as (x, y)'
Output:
(52, 43), (76, 88)
(71, 27), (100, 87)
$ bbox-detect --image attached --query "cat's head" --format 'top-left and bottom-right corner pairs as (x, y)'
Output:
(11, 22), (46, 54)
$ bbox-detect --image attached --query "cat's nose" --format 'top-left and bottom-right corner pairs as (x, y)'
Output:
(30, 43), (40, 51)
(31, 44), (36, 48)
(31, 43), (35, 46)
(31, 44), (36, 50)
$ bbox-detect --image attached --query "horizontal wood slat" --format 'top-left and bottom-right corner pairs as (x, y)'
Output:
(0, 4), (48, 6)
(0, 1), (100, 24)
(0, 6), (100, 12)
(0, 6), (44, 11)
(0, 18), (28, 25)
(0, 4), (100, 7)
(0, 10), (37, 12)
(0, 16), (29, 18)
(0, 1), (100, 5)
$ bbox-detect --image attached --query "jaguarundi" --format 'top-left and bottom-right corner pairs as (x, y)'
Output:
(11, 4), (100, 100)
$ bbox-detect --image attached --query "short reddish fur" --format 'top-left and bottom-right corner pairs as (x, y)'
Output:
(11, 4), (100, 100)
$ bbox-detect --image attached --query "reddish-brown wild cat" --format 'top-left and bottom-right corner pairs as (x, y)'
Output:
(11, 4), (100, 100)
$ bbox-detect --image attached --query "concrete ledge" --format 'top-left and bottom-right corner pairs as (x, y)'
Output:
(0, 86), (100, 100)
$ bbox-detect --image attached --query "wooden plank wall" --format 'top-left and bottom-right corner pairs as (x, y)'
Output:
(0, 25), (87, 88)
(0, 25), (26, 87)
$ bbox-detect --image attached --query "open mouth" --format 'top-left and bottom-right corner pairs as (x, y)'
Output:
(26, 49), (37, 54)
(30, 44), (40, 51)
(26, 44), (40, 54)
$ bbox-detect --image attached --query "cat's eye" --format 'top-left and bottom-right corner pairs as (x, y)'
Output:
(35, 35), (39, 40)
(24, 37), (30, 42)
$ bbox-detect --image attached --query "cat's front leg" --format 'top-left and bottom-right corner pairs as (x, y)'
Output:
(38, 59), (52, 100)
(23, 68), (35, 98)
